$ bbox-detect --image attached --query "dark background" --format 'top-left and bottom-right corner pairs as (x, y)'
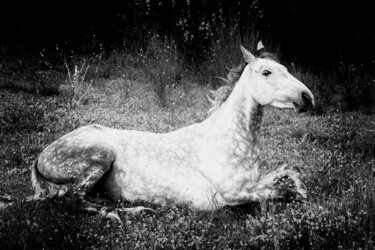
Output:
(0, 0), (374, 69)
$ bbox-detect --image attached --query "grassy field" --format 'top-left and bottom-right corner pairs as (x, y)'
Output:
(0, 70), (374, 249)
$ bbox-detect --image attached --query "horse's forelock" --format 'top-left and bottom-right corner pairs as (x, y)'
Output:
(255, 48), (279, 63)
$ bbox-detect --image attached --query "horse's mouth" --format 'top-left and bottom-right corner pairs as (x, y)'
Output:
(294, 91), (315, 113)
(293, 102), (307, 113)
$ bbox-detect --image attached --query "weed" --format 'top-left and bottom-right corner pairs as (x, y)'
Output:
(138, 34), (181, 107)
(65, 57), (98, 109)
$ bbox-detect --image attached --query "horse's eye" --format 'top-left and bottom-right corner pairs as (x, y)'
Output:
(262, 70), (272, 76)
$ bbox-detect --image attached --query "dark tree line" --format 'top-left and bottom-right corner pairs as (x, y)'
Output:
(0, 0), (374, 68)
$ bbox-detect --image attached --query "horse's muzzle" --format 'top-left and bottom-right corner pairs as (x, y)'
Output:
(293, 91), (315, 113)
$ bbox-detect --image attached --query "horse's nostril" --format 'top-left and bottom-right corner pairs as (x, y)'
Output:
(301, 92), (312, 104)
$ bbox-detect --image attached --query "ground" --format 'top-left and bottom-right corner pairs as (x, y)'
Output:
(0, 77), (374, 249)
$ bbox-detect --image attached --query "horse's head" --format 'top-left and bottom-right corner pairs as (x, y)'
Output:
(241, 43), (315, 112)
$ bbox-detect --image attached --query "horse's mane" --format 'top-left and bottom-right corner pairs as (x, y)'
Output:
(207, 48), (279, 115)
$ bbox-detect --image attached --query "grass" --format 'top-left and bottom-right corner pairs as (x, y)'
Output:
(0, 67), (374, 249)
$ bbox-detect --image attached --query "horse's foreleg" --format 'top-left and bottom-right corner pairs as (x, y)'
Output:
(222, 182), (282, 206)
(224, 164), (307, 205)
(256, 164), (307, 201)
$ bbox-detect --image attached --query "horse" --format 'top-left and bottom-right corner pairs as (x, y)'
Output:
(27, 42), (315, 222)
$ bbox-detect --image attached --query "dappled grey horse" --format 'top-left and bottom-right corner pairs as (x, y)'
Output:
(28, 42), (315, 222)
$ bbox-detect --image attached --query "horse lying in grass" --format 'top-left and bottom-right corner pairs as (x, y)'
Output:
(27, 42), (314, 222)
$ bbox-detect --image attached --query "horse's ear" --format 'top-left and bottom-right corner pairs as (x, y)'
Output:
(240, 45), (255, 64)
(257, 41), (265, 50)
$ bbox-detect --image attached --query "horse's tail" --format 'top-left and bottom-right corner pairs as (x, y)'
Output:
(30, 159), (45, 198)
(28, 160), (67, 201)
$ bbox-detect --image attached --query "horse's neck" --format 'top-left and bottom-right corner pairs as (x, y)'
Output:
(207, 69), (263, 174)
(214, 67), (263, 136)
(224, 94), (264, 160)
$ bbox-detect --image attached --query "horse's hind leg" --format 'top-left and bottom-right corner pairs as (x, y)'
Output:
(117, 206), (156, 214)
(78, 196), (124, 223)
(70, 163), (120, 219)
(73, 164), (155, 223)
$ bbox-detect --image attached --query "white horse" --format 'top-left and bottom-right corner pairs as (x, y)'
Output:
(27, 42), (314, 221)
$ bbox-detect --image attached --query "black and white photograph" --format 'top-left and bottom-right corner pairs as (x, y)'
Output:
(1, 1), (374, 249)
